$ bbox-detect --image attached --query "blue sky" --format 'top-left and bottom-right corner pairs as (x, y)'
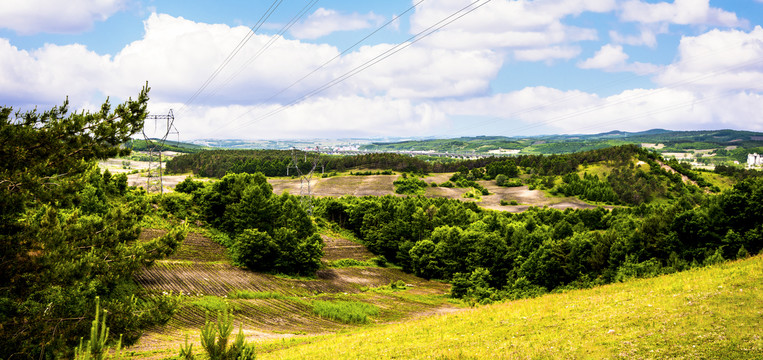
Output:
(1, 0), (763, 140)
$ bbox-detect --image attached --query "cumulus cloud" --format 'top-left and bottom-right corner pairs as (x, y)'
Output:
(153, 96), (448, 140)
(0, 39), (112, 107)
(408, 0), (607, 62)
(609, 27), (661, 47)
(0, 0), (127, 34)
(513, 46), (581, 62)
(656, 26), (763, 92)
(0, 13), (501, 138)
(438, 85), (763, 135)
(289, 8), (385, 39)
(619, 0), (747, 27)
(578, 44), (659, 74)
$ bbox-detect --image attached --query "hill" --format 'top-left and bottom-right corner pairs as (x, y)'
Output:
(359, 129), (763, 159)
(257, 254), (763, 359)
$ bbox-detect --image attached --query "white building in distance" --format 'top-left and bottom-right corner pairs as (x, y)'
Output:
(748, 153), (763, 167)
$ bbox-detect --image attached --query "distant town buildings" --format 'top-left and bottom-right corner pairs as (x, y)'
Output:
(748, 153), (763, 167)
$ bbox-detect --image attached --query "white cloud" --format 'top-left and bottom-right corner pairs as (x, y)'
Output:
(609, 27), (661, 47)
(578, 44), (659, 74)
(619, 0), (747, 27)
(656, 26), (763, 92)
(438, 85), (763, 135)
(154, 96), (447, 140)
(513, 46), (581, 62)
(0, 13), (501, 138)
(579, 44), (629, 70)
(0, 0), (127, 34)
(0, 38), (112, 107)
(408, 0), (607, 59)
(289, 8), (385, 40)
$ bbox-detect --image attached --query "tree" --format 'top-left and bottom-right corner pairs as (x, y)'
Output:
(0, 86), (187, 358)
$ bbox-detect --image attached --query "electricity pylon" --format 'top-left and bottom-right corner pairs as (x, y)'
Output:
(290, 146), (320, 215)
(142, 109), (177, 194)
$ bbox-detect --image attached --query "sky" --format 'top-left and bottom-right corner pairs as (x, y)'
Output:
(1, 0), (763, 141)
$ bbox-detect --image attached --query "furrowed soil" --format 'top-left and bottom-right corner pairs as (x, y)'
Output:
(127, 230), (456, 358)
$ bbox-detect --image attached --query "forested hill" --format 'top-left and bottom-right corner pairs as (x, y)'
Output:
(360, 129), (763, 155)
(166, 144), (645, 178)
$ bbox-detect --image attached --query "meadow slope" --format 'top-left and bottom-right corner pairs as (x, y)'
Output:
(258, 255), (763, 359)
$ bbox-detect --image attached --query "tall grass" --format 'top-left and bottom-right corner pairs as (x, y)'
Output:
(312, 301), (379, 324)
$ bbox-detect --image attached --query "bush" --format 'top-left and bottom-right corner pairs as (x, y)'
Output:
(370, 255), (388, 267)
(393, 176), (428, 195)
(231, 229), (278, 270)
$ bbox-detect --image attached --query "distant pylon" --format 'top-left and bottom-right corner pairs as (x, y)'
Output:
(142, 109), (177, 194)
(290, 146), (320, 216)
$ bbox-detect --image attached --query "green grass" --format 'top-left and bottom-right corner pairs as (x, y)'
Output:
(312, 300), (380, 324)
(701, 171), (736, 192)
(259, 255), (763, 359)
(190, 295), (233, 313)
(228, 290), (286, 300)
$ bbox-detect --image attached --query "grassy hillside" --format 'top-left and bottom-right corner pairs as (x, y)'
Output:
(258, 255), (763, 359)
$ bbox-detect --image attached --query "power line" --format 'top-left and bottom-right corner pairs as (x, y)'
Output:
(213, 0), (492, 137)
(176, 0), (285, 115)
(203, 0), (427, 138)
(203, 0), (322, 103)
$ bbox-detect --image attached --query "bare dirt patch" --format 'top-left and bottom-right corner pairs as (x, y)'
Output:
(321, 235), (376, 262)
(269, 175), (398, 197)
(127, 173), (191, 192)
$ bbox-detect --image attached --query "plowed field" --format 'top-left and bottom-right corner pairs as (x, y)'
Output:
(127, 231), (456, 357)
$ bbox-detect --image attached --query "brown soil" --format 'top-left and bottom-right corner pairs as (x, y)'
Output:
(270, 175), (399, 197)
(128, 231), (456, 357)
(321, 235), (376, 262)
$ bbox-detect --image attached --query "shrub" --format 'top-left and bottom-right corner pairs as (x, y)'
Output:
(370, 255), (388, 267)
(393, 176), (428, 195)
(231, 229), (278, 270)
(199, 310), (256, 360)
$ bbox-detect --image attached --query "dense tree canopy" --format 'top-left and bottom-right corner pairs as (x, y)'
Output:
(175, 173), (324, 275)
(314, 177), (761, 303)
(0, 86), (186, 358)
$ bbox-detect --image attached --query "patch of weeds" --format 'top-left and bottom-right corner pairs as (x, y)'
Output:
(463, 188), (483, 201)
(366, 280), (409, 293)
(228, 290), (285, 300)
(328, 258), (372, 268)
(312, 300), (379, 324)
(191, 295), (235, 313)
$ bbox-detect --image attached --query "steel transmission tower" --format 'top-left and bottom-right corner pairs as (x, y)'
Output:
(290, 147), (320, 215)
(142, 109), (178, 194)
